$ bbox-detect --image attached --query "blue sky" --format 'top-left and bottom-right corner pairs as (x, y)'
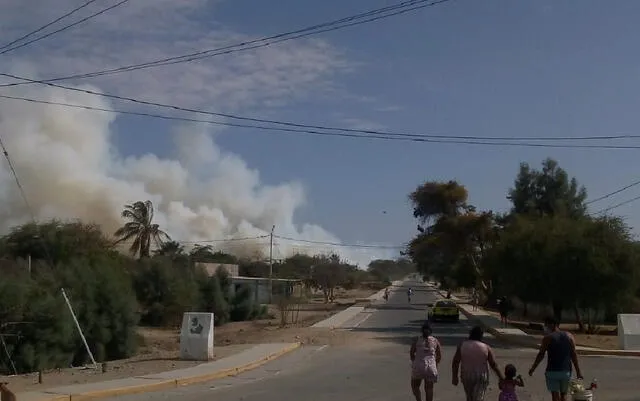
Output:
(1, 0), (640, 263)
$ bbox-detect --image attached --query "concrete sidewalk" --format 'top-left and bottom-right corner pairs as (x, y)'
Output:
(427, 282), (640, 357)
(311, 280), (404, 329)
(14, 343), (301, 401)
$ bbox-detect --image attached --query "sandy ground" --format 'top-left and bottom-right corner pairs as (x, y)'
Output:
(1, 288), (377, 393)
(448, 289), (619, 350)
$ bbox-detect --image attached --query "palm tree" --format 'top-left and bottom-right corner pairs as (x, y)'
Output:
(154, 240), (184, 258)
(114, 200), (171, 259)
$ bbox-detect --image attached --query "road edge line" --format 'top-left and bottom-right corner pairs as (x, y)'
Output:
(29, 343), (302, 401)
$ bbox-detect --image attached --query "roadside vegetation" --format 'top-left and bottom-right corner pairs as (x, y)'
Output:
(0, 199), (410, 374)
(407, 157), (640, 340)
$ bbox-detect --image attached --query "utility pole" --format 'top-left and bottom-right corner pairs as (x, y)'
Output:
(268, 225), (275, 303)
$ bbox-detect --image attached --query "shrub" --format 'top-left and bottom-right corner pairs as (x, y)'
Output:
(132, 257), (201, 326)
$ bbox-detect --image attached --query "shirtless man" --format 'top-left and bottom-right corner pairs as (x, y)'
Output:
(528, 317), (583, 401)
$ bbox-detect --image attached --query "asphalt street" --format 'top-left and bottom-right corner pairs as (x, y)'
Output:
(104, 279), (640, 401)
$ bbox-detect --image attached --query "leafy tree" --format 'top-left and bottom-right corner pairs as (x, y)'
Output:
(229, 284), (254, 322)
(132, 258), (201, 326)
(367, 258), (415, 282)
(190, 245), (238, 264)
(311, 254), (346, 303)
(508, 158), (587, 218)
(275, 254), (316, 279)
(0, 220), (114, 265)
(154, 241), (185, 258)
(239, 260), (269, 277)
(484, 214), (639, 326)
(114, 200), (171, 259)
(199, 273), (230, 326)
(407, 181), (495, 291)
(56, 255), (139, 363)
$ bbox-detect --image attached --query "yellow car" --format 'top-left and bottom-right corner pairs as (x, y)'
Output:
(428, 299), (460, 322)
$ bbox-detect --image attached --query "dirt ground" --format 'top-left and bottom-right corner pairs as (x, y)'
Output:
(1, 288), (378, 393)
(508, 321), (618, 350)
(443, 289), (619, 350)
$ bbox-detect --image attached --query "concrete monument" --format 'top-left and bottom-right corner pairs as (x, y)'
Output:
(617, 314), (640, 350)
(180, 312), (214, 360)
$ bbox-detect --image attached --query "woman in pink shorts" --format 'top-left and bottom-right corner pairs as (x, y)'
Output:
(410, 321), (442, 401)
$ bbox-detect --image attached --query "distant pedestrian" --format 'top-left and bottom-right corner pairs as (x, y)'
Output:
(452, 326), (504, 401)
(498, 296), (509, 326)
(498, 364), (524, 401)
(528, 317), (583, 401)
(410, 321), (442, 401)
(472, 290), (479, 311)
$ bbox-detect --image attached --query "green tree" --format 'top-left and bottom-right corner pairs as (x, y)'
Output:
(407, 181), (495, 291)
(132, 258), (201, 326)
(114, 200), (171, 259)
(0, 220), (114, 266)
(190, 245), (238, 264)
(311, 254), (346, 303)
(56, 255), (139, 363)
(484, 215), (639, 326)
(154, 241), (185, 258)
(368, 258), (415, 282)
(199, 273), (230, 326)
(508, 158), (587, 218)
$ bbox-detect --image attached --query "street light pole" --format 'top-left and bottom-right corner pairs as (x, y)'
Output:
(268, 225), (275, 303)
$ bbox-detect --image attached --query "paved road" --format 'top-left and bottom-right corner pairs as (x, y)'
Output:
(105, 279), (640, 401)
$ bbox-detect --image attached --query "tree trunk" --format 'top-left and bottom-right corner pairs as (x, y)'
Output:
(322, 288), (329, 304)
(573, 303), (585, 332)
(523, 302), (529, 317)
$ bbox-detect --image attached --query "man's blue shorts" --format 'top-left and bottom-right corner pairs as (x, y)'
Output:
(545, 371), (572, 393)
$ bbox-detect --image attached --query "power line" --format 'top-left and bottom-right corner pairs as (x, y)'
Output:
(592, 195), (640, 215)
(274, 234), (405, 249)
(0, 0), (132, 56)
(0, 134), (57, 268)
(0, 0), (102, 52)
(118, 235), (269, 245)
(586, 179), (640, 205)
(0, 0), (453, 86)
(4, 72), (640, 143)
(2, 91), (640, 149)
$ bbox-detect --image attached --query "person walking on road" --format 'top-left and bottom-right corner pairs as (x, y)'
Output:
(471, 289), (479, 311)
(407, 287), (413, 303)
(410, 321), (442, 401)
(452, 326), (504, 401)
(498, 296), (509, 326)
(528, 317), (583, 401)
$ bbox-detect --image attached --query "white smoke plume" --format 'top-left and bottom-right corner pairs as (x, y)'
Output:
(0, 81), (398, 267)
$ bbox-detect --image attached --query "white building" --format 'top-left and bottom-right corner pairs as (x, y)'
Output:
(197, 262), (301, 304)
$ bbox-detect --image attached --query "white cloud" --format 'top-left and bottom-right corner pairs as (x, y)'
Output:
(0, 0), (348, 110)
(0, 0), (399, 266)
(340, 117), (387, 132)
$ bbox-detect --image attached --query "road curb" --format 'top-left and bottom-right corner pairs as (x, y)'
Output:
(432, 287), (640, 357)
(575, 348), (640, 357)
(172, 342), (302, 386)
(17, 343), (302, 401)
(456, 307), (541, 349)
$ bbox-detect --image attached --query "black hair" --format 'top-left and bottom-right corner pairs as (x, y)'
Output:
(544, 316), (559, 328)
(505, 364), (517, 379)
(469, 325), (484, 341)
(421, 321), (433, 336)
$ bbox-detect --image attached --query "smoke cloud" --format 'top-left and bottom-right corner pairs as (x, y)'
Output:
(0, 80), (397, 267)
